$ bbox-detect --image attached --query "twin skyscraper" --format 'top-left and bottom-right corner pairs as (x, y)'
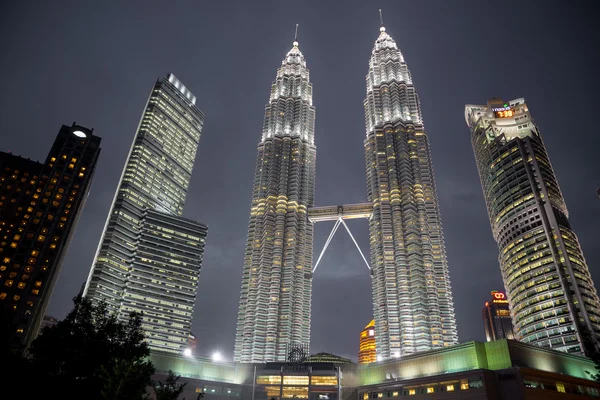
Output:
(83, 19), (600, 362)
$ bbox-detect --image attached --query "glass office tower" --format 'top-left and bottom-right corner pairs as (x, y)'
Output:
(234, 37), (316, 363)
(466, 98), (600, 354)
(84, 74), (207, 354)
(0, 123), (101, 352)
(364, 23), (459, 358)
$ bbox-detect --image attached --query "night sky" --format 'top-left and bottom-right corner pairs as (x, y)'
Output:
(1, 1), (598, 362)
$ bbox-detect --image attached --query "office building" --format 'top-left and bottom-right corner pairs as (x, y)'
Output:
(359, 319), (376, 364)
(84, 74), (207, 354)
(0, 123), (101, 351)
(234, 34), (316, 362)
(363, 21), (459, 358)
(466, 98), (600, 354)
(482, 290), (515, 342)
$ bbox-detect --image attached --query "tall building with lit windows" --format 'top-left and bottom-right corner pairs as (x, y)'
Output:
(359, 319), (377, 364)
(234, 36), (316, 363)
(482, 290), (515, 342)
(363, 22), (459, 359)
(84, 74), (207, 355)
(0, 123), (101, 352)
(466, 98), (600, 355)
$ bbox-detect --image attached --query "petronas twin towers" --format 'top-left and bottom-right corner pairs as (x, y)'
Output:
(234, 21), (458, 363)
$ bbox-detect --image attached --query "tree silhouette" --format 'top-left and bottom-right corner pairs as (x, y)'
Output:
(153, 370), (188, 400)
(21, 295), (155, 398)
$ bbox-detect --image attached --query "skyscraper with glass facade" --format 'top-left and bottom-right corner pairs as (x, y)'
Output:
(363, 23), (459, 358)
(466, 97), (600, 355)
(234, 36), (316, 363)
(84, 74), (207, 354)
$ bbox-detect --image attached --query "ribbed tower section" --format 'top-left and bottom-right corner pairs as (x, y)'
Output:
(364, 25), (459, 358)
(234, 39), (316, 363)
(466, 98), (600, 355)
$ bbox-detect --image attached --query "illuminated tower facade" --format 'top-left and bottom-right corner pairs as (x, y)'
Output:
(466, 98), (600, 355)
(0, 124), (101, 352)
(84, 74), (208, 354)
(364, 23), (459, 358)
(234, 36), (316, 363)
(359, 319), (376, 364)
(482, 290), (515, 342)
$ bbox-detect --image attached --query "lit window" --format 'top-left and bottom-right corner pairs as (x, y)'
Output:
(460, 380), (469, 390)
(49, 244), (56, 249)
(363, 394), (368, 400)
(4, 280), (14, 287)
(10, 242), (17, 248)
(426, 387), (434, 394)
(446, 385), (454, 392)
(13, 294), (20, 301)
(556, 383), (566, 393)
(31, 289), (39, 295)
(71, 158), (77, 163)
(68, 163), (74, 169)
(17, 282), (26, 289)
(34, 281), (42, 287)
(377, 393), (383, 398)
(409, 389), (416, 395)
(392, 392), (399, 397)
(31, 250), (39, 256)
(16, 328), (23, 334)
(0, 293), (6, 300)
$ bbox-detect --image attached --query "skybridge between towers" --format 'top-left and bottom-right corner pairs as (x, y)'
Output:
(308, 202), (373, 274)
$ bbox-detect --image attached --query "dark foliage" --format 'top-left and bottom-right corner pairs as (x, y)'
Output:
(153, 370), (188, 400)
(9, 295), (155, 399)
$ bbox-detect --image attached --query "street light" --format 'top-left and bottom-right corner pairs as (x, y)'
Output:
(212, 351), (223, 362)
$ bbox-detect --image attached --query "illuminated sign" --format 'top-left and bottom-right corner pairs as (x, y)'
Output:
(368, 329), (375, 337)
(491, 291), (509, 304)
(491, 104), (513, 118)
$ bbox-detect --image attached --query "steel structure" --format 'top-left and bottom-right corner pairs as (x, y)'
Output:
(234, 34), (316, 363)
(363, 21), (459, 358)
(466, 97), (600, 355)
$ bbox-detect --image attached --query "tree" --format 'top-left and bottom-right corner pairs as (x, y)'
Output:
(153, 370), (188, 400)
(24, 295), (155, 399)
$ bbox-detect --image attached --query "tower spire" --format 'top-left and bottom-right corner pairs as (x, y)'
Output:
(379, 9), (386, 32)
(294, 24), (299, 46)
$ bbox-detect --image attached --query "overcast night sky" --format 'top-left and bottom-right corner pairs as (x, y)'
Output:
(1, 1), (599, 361)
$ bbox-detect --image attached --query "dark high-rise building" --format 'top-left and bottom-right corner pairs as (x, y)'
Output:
(482, 290), (515, 342)
(234, 35), (316, 363)
(466, 98), (600, 355)
(0, 123), (101, 352)
(84, 74), (207, 355)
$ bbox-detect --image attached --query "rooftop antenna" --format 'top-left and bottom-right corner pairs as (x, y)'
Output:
(379, 9), (384, 26)
(294, 23), (299, 44)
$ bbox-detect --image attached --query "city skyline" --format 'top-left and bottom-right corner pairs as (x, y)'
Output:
(0, 1), (598, 361)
